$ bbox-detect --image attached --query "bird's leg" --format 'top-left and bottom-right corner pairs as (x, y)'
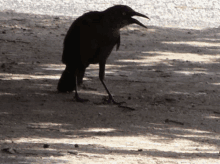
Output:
(99, 62), (125, 105)
(74, 73), (89, 102)
(100, 79), (124, 105)
(77, 67), (85, 86)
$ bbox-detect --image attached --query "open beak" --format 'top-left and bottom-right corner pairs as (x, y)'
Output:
(131, 12), (149, 28)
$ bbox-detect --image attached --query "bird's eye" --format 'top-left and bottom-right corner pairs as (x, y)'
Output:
(122, 12), (126, 16)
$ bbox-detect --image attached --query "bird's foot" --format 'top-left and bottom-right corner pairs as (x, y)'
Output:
(74, 94), (89, 103)
(100, 96), (135, 110)
(103, 96), (125, 105)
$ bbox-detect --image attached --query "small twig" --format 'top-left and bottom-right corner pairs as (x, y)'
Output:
(165, 119), (184, 125)
(213, 111), (220, 114)
(1, 148), (17, 154)
(118, 105), (136, 110)
(11, 18), (25, 21)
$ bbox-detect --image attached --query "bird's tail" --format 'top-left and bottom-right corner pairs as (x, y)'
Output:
(57, 66), (76, 92)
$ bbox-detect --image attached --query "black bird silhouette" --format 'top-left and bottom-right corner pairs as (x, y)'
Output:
(57, 5), (149, 103)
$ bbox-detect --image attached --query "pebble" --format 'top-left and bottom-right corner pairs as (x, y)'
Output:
(43, 144), (49, 148)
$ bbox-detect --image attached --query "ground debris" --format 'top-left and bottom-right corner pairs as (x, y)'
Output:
(164, 119), (184, 125)
(68, 150), (78, 155)
(1, 148), (17, 154)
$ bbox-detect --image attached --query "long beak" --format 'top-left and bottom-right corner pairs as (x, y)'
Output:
(134, 12), (150, 20)
(131, 12), (149, 28)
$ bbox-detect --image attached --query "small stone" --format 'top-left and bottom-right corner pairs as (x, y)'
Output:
(54, 17), (60, 20)
(43, 144), (49, 148)
(75, 144), (79, 148)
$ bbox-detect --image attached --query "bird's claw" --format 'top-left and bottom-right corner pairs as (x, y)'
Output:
(104, 96), (125, 105)
(107, 96), (135, 110)
(101, 96), (135, 110)
(118, 105), (136, 110)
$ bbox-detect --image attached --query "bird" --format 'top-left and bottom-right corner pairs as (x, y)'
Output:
(57, 5), (149, 103)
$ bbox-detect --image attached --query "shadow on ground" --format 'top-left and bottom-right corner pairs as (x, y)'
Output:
(0, 11), (220, 163)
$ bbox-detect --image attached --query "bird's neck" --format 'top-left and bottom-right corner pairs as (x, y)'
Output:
(101, 13), (123, 31)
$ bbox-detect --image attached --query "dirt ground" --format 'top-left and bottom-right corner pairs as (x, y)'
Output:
(0, 11), (220, 164)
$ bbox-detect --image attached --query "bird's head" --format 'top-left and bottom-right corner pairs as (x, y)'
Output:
(104, 5), (149, 29)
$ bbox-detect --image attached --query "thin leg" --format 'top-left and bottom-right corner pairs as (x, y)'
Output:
(74, 71), (89, 102)
(100, 79), (135, 110)
(100, 79), (125, 105)
(77, 67), (85, 86)
(99, 62), (125, 105)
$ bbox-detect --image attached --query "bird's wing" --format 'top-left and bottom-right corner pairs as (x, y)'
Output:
(62, 11), (103, 65)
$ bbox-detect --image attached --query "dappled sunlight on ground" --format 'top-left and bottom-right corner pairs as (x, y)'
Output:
(162, 41), (220, 48)
(140, 51), (219, 63)
(0, 11), (220, 164)
(1, 124), (218, 163)
(0, 73), (61, 80)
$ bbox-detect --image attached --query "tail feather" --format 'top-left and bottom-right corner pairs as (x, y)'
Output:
(57, 67), (76, 92)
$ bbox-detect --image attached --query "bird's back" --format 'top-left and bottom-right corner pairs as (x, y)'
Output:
(62, 11), (103, 65)
(62, 11), (120, 67)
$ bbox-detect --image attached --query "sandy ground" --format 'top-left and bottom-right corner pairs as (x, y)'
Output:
(0, 11), (220, 163)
